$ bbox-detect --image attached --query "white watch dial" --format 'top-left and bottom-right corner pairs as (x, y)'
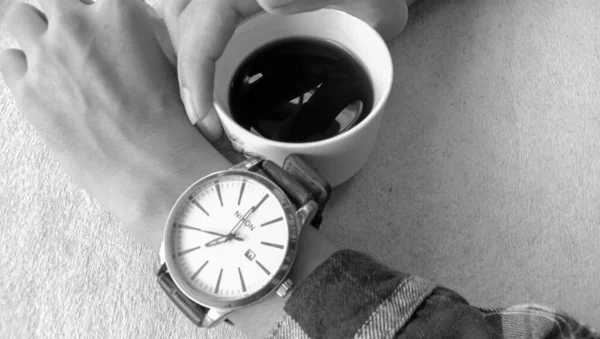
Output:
(165, 173), (291, 302)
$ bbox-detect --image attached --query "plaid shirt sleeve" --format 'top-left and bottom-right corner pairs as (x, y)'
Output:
(267, 250), (599, 339)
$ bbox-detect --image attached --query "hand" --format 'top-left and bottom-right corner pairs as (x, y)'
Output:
(0, 0), (231, 249)
(161, 0), (411, 140)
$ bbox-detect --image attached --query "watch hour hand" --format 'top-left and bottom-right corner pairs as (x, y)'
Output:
(205, 235), (229, 247)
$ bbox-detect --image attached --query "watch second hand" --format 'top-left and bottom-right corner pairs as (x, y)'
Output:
(179, 224), (243, 241)
(200, 229), (243, 241)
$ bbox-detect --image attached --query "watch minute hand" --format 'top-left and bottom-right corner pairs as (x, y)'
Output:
(205, 235), (229, 247)
(206, 207), (253, 247)
(228, 206), (255, 236)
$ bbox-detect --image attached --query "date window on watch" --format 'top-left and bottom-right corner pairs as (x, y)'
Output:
(244, 249), (256, 261)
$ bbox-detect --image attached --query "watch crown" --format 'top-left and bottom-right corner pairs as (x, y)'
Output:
(276, 279), (293, 297)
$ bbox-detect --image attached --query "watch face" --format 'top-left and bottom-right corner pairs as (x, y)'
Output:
(163, 170), (298, 308)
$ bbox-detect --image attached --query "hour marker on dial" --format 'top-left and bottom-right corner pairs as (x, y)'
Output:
(178, 245), (202, 257)
(190, 198), (209, 216)
(215, 268), (223, 294)
(261, 241), (284, 249)
(238, 267), (247, 292)
(255, 260), (271, 275)
(238, 182), (246, 205)
(191, 260), (209, 280)
(215, 181), (224, 207)
(261, 217), (283, 227)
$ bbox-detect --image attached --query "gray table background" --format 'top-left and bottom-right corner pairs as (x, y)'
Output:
(2, 0), (599, 338)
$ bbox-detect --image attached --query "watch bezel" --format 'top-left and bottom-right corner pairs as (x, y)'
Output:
(163, 169), (300, 310)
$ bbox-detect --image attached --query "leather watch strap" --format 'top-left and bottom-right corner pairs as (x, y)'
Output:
(157, 270), (207, 326)
(258, 155), (331, 228)
(213, 136), (331, 222)
(281, 155), (330, 225)
(157, 267), (235, 327)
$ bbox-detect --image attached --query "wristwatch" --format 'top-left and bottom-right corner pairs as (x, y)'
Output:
(154, 155), (331, 328)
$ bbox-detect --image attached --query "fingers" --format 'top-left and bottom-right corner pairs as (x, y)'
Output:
(162, 0), (262, 141)
(261, 0), (408, 41)
(162, 0), (192, 52)
(332, 0), (408, 41)
(38, 0), (81, 18)
(4, 3), (48, 53)
(257, 0), (329, 14)
(176, 0), (237, 139)
(0, 49), (27, 90)
(172, 0), (261, 141)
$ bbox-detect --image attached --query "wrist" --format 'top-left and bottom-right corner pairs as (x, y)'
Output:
(229, 225), (339, 339)
(124, 131), (232, 251)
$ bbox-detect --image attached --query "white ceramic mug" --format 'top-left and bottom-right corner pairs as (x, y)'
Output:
(214, 9), (393, 187)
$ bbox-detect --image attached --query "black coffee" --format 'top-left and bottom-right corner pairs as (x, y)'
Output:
(229, 38), (374, 143)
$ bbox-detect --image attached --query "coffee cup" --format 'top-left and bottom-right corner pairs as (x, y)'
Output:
(214, 8), (393, 187)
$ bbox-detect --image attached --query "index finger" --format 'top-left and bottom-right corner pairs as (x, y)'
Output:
(175, 0), (261, 124)
(37, 0), (84, 19)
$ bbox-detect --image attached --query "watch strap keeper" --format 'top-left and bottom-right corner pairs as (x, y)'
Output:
(258, 154), (331, 228)
(157, 270), (207, 326)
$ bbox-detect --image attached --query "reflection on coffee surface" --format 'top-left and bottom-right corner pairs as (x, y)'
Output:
(229, 38), (374, 143)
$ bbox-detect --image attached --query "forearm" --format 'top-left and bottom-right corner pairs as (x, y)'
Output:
(127, 131), (232, 251)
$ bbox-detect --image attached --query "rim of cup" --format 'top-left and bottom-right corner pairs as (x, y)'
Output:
(213, 9), (394, 149)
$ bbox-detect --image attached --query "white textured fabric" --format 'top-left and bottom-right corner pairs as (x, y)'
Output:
(2, 0), (600, 338)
